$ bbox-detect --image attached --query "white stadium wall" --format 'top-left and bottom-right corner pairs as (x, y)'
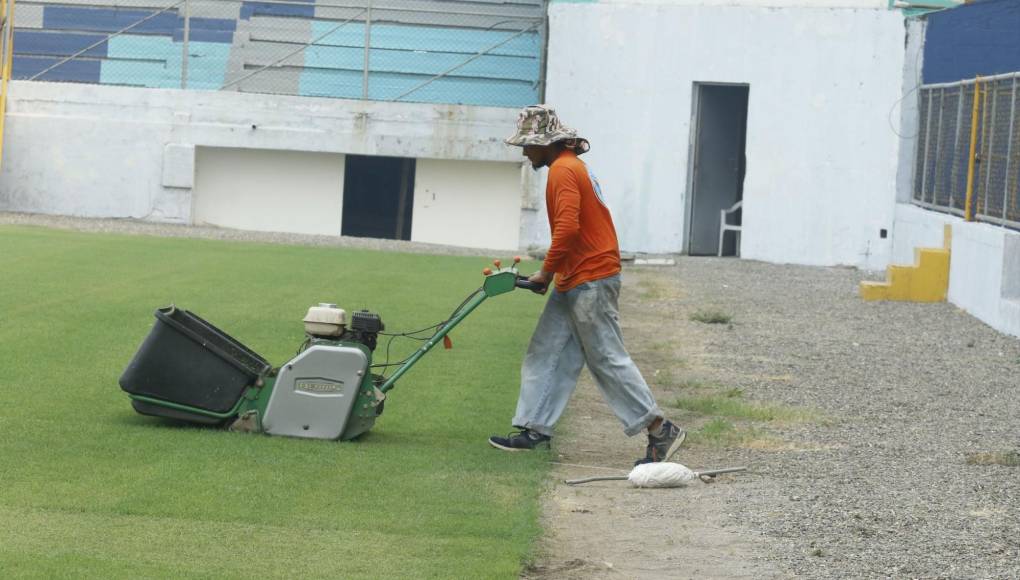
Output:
(542, 2), (908, 268)
(192, 147), (346, 236)
(0, 81), (525, 248)
(411, 159), (523, 250)
(2, 4), (925, 265)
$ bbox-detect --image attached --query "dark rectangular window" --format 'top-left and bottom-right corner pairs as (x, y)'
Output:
(342, 155), (415, 241)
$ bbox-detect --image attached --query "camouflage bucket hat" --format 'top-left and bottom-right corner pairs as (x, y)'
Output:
(505, 104), (590, 154)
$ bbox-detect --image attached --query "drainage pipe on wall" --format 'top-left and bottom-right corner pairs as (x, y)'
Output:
(964, 77), (982, 222)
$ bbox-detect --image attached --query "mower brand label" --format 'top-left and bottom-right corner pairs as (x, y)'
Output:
(295, 379), (345, 394)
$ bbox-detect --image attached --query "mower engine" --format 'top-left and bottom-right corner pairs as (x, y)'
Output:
(259, 304), (388, 441)
(301, 304), (385, 350)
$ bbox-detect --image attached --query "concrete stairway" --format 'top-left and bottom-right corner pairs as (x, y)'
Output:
(860, 225), (951, 302)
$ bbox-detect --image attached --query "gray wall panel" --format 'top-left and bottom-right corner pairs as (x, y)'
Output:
(241, 39), (312, 68)
(15, 4), (45, 28)
(189, 1), (241, 20)
(225, 67), (304, 95)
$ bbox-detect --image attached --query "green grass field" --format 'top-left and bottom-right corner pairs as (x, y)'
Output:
(0, 225), (548, 579)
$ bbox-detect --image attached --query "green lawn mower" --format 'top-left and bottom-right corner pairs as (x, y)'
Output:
(119, 258), (544, 441)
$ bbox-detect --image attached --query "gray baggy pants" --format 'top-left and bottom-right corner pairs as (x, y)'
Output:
(512, 274), (663, 437)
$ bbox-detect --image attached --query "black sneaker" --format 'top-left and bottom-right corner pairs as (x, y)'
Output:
(634, 420), (686, 466)
(488, 428), (551, 451)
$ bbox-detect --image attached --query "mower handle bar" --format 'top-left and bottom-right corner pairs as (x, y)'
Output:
(515, 275), (547, 294)
(378, 272), (545, 393)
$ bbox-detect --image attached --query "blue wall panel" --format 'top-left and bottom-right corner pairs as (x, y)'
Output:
(300, 68), (362, 100)
(309, 22), (541, 58)
(102, 35), (230, 89)
(43, 6), (235, 43)
(18, 1), (540, 107)
(43, 6), (179, 35)
(368, 73), (538, 107)
(241, 0), (314, 20)
(924, 0), (1020, 84)
(172, 28), (235, 43)
(303, 45), (538, 82)
(15, 30), (108, 57)
(301, 20), (541, 106)
(13, 56), (101, 82)
(172, 16), (237, 43)
(182, 17), (238, 32)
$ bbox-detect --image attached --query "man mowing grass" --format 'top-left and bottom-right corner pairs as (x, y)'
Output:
(489, 105), (686, 465)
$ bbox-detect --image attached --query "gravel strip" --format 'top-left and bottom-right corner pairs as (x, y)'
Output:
(649, 257), (1020, 579)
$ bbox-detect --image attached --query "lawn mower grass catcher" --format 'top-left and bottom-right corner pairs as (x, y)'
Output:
(119, 259), (543, 441)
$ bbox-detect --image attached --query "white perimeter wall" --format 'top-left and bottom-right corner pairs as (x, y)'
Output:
(543, 3), (907, 268)
(194, 147), (345, 236)
(0, 81), (530, 249)
(412, 159), (522, 249)
(892, 203), (1020, 338)
(894, 17), (925, 204)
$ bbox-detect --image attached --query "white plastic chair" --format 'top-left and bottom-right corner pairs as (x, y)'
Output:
(718, 200), (742, 257)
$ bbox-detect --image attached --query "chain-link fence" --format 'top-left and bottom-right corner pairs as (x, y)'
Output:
(11, 0), (546, 108)
(914, 73), (1020, 228)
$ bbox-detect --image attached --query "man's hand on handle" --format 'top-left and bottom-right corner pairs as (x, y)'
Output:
(528, 270), (553, 295)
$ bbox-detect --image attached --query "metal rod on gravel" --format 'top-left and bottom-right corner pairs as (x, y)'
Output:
(565, 466), (747, 485)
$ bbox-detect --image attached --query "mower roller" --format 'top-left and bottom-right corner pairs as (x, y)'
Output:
(119, 258), (544, 441)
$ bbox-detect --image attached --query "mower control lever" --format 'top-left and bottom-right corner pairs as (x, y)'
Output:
(515, 275), (547, 294)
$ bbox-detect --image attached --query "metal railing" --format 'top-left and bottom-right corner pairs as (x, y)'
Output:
(913, 73), (1020, 228)
(14, 0), (547, 108)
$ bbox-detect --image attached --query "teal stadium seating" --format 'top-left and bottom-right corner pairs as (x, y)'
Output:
(12, 0), (543, 107)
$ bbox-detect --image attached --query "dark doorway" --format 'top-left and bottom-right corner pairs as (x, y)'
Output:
(686, 83), (749, 256)
(342, 155), (416, 240)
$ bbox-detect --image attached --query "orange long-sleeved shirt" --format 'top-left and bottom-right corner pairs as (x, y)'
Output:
(542, 150), (621, 292)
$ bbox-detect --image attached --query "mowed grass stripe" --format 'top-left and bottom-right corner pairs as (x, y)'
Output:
(0, 225), (547, 578)
(0, 506), (515, 578)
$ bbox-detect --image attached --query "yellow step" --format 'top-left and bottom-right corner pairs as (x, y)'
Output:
(859, 280), (892, 301)
(859, 225), (951, 303)
(917, 247), (950, 272)
(913, 248), (950, 302)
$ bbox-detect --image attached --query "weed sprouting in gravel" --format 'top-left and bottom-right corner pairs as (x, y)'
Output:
(697, 417), (736, 439)
(650, 340), (678, 353)
(664, 378), (714, 391)
(650, 367), (690, 388)
(965, 451), (1020, 467)
(669, 377), (718, 391)
(673, 393), (816, 423)
(671, 383), (819, 449)
(688, 418), (771, 448)
(690, 309), (733, 324)
(677, 379), (711, 391)
(636, 276), (679, 301)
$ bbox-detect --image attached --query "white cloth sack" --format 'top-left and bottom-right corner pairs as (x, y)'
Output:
(627, 462), (697, 488)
